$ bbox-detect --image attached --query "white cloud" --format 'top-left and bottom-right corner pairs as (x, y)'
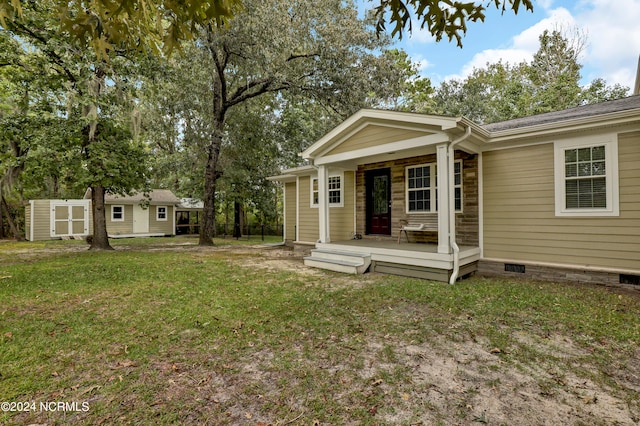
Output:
(413, 57), (432, 74)
(405, 18), (436, 44)
(536, 0), (555, 11)
(453, 7), (576, 81)
(453, 2), (640, 90)
(399, 0), (640, 91)
(576, 0), (640, 88)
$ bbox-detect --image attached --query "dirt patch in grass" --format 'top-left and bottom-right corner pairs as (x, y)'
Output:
(3, 242), (639, 425)
(221, 246), (640, 425)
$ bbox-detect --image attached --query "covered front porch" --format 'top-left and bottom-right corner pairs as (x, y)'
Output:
(306, 239), (481, 282)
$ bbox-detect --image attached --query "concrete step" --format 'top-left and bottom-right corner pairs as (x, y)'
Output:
(309, 248), (370, 262)
(304, 249), (371, 275)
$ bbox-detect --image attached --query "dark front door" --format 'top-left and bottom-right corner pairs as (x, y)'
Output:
(366, 168), (391, 235)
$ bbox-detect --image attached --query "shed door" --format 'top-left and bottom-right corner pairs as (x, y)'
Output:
(133, 205), (149, 233)
(50, 201), (90, 237)
(366, 168), (391, 235)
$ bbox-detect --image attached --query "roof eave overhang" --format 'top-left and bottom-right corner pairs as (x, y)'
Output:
(301, 109), (469, 161)
(267, 165), (316, 182)
(486, 109), (640, 146)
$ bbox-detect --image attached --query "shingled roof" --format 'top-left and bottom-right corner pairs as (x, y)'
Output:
(483, 95), (640, 132)
(104, 189), (180, 205)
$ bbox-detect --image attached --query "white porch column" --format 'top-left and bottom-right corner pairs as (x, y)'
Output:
(436, 143), (451, 254)
(317, 165), (331, 243)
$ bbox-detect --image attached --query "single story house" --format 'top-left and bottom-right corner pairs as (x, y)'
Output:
(26, 189), (180, 241)
(269, 95), (640, 286)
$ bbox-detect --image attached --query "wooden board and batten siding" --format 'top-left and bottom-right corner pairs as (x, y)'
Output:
(356, 152), (479, 246)
(482, 131), (640, 272)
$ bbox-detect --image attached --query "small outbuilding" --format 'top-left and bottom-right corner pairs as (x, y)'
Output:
(175, 198), (203, 235)
(25, 189), (180, 241)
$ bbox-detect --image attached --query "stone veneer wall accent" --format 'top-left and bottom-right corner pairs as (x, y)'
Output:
(477, 260), (640, 292)
(355, 150), (479, 246)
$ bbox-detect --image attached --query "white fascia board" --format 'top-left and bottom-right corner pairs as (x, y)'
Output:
(267, 165), (316, 182)
(313, 132), (450, 166)
(266, 174), (297, 183)
(486, 110), (640, 145)
(302, 109), (462, 159)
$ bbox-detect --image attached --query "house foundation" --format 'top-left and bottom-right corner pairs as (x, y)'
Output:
(478, 259), (640, 292)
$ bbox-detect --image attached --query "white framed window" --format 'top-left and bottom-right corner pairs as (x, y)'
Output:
(156, 206), (168, 221)
(554, 135), (619, 217)
(328, 176), (341, 204)
(311, 173), (343, 208)
(406, 161), (462, 213)
(453, 161), (462, 211)
(311, 178), (319, 206)
(111, 205), (124, 222)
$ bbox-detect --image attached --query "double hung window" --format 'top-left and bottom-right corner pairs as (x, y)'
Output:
(554, 136), (619, 217)
(311, 173), (343, 207)
(406, 161), (462, 213)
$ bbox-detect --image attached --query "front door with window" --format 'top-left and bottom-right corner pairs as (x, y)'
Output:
(366, 168), (391, 235)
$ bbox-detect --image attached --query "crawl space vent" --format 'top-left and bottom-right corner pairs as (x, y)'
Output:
(505, 263), (526, 274)
(620, 274), (640, 286)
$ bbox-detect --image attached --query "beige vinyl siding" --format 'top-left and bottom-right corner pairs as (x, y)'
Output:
(329, 171), (355, 241)
(25, 204), (31, 240)
(107, 204), (133, 235)
(325, 125), (430, 156)
(149, 205), (174, 234)
(28, 201), (53, 241)
(297, 176), (319, 243)
(27, 200), (94, 241)
(483, 132), (640, 271)
(284, 182), (296, 242)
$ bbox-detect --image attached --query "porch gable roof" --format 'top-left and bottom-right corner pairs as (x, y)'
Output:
(301, 109), (482, 166)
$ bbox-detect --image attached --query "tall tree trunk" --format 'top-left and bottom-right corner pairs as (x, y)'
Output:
(89, 186), (113, 250)
(1, 196), (22, 240)
(233, 200), (242, 239)
(199, 127), (223, 246)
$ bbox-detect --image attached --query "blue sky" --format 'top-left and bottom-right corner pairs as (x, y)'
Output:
(363, 0), (640, 91)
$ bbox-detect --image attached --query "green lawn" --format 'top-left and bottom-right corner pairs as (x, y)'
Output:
(1, 238), (639, 425)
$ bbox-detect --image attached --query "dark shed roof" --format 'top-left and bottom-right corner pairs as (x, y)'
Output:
(483, 95), (640, 132)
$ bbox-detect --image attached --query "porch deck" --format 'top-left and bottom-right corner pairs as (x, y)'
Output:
(314, 239), (481, 281)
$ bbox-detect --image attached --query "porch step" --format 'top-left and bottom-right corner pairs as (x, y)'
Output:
(304, 249), (371, 274)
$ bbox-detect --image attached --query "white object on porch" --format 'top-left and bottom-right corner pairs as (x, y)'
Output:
(304, 248), (371, 274)
(397, 217), (438, 243)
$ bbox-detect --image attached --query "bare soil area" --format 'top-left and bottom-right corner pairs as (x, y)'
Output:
(3, 240), (639, 425)
(225, 245), (640, 425)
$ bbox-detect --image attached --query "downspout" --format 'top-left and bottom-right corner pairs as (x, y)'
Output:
(448, 124), (471, 284)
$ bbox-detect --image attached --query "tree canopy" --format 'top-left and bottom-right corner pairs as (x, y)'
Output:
(182, 0), (409, 245)
(373, 0), (534, 46)
(0, 0), (240, 58)
(428, 29), (629, 123)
